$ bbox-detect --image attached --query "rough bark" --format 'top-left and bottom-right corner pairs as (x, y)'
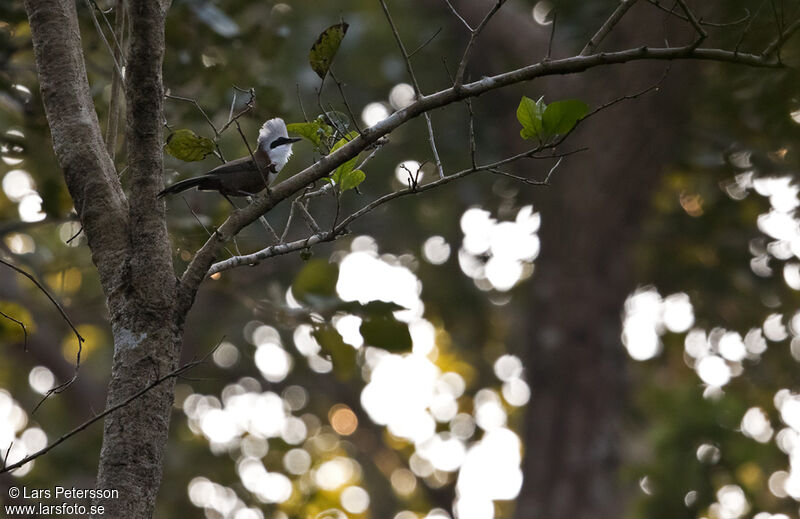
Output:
(23, 0), (129, 297)
(93, 2), (180, 518)
(24, 1), (179, 517)
(516, 76), (682, 518)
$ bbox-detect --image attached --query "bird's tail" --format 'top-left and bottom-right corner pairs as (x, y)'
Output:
(157, 175), (217, 198)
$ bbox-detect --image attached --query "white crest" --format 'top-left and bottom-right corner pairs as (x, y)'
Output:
(257, 117), (294, 172)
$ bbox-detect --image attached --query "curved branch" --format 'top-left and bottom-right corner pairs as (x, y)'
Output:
(177, 42), (780, 314)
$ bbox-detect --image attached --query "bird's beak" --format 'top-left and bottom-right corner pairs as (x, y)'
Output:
(288, 137), (302, 144)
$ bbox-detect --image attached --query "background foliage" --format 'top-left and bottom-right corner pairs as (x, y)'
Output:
(2, 1), (800, 519)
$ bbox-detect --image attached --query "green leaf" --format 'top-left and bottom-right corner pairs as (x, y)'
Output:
(329, 131), (360, 186)
(360, 315), (412, 352)
(291, 259), (339, 305)
(340, 169), (365, 192)
(542, 99), (590, 136)
(309, 23), (349, 79)
(516, 96), (545, 140)
(312, 325), (357, 380)
(331, 131), (359, 153)
(286, 121), (332, 148)
(165, 129), (215, 162)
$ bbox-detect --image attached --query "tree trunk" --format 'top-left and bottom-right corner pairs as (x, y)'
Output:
(452, 2), (690, 517)
(24, 1), (179, 516)
(516, 25), (689, 519)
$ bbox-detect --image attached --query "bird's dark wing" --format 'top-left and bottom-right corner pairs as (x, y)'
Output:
(206, 156), (258, 176)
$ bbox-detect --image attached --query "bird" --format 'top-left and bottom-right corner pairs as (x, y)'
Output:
(158, 118), (300, 199)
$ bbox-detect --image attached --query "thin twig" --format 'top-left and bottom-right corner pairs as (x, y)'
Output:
(182, 197), (236, 258)
(105, 0), (125, 157)
(329, 68), (363, 134)
(442, 0), (473, 31)
(546, 11), (558, 60)
(466, 98), (477, 168)
(218, 87), (256, 135)
(66, 225), (84, 245)
(584, 65), (670, 120)
(424, 113), (444, 179)
(0, 340), (223, 474)
(296, 84), (310, 123)
(763, 17), (800, 56)
(82, 0), (124, 78)
(674, 0), (708, 40)
(0, 259), (85, 411)
(353, 141), (386, 172)
(454, 0), (508, 88)
(0, 259), (84, 349)
(736, 0), (766, 54)
(768, 0), (785, 60)
(646, 0), (751, 27)
(377, 2), (444, 178)
(228, 89), (237, 124)
(296, 202), (322, 233)
(0, 310), (27, 351)
(408, 27), (443, 58)
(379, 0), (423, 93)
(89, 0), (126, 59)
(488, 156), (564, 185)
(165, 94), (220, 138)
(280, 200), (299, 243)
(581, 0), (639, 56)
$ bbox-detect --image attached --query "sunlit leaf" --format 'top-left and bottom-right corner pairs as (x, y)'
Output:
(360, 315), (412, 352)
(313, 325), (357, 380)
(165, 129), (214, 162)
(287, 121), (333, 148)
(309, 22), (349, 79)
(542, 99), (590, 136)
(340, 169), (365, 192)
(329, 131), (360, 187)
(517, 95), (545, 140)
(291, 259), (339, 304)
(331, 131), (359, 153)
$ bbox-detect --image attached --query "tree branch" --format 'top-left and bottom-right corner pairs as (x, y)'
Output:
(582, 0), (639, 55)
(763, 17), (800, 56)
(177, 42), (781, 315)
(208, 144), (586, 275)
(454, 0), (508, 88)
